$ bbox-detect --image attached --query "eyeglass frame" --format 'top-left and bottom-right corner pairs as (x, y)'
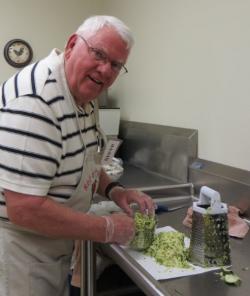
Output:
(77, 35), (128, 74)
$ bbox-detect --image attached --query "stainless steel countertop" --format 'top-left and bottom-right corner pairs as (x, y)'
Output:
(100, 164), (250, 296)
(156, 209), (250, 296)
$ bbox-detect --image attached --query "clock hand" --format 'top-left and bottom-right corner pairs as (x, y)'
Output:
(13, 47), (24, 56)
(14, 49), (20, 56)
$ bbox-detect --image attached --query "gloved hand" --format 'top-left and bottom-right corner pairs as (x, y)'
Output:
(103, 213), (135, 245)
(109, 187), (155, 217)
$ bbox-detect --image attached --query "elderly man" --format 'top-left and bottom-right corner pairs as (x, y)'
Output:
(0, 15), (154, 296)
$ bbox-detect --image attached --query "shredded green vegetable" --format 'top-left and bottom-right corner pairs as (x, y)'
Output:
(145, 231), (190, 269)
(130, 212), (156, 250)
(133, 212), (156, 230)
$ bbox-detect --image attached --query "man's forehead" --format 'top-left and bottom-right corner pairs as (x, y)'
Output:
(87, 26), (122, 43)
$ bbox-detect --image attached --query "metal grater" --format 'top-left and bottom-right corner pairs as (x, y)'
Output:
(189, 186), (231, 267)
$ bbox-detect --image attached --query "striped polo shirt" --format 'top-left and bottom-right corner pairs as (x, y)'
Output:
(0, 49), (99, 219)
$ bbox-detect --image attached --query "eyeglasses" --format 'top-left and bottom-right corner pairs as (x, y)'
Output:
(78, 35), (128, 75)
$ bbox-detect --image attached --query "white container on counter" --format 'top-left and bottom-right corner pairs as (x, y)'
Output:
(99, 108), (120, 136)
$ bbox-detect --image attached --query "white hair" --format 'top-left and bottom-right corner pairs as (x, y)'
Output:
(75, 15), (134, 50)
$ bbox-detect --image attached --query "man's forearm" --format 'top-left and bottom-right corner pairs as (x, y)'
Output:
(97, 169), (125, 199)
(5, 190), (106, 242)
(97, 168), (114, 197)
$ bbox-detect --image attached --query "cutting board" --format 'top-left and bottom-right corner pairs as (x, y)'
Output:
(122, 226), (219, 280)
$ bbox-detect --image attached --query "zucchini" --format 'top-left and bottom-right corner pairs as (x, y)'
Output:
(224, 274), (241, 285)
(218, 267), (241, 286)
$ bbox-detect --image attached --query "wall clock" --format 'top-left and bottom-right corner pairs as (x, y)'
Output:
(4, 38), (33, 68)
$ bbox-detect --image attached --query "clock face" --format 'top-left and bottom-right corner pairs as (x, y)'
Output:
(4, 39), (33, 68)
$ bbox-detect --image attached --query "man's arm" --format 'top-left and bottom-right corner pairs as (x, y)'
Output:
(97, 168), (117, 197)
(97, 169), (155, 216)
(5, 189), (135, 245)
(5, 189), (107, 241)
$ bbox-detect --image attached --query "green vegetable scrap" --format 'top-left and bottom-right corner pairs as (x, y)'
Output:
(145, 231), (190, 269)
(218, 267), (241, 286)
(130, 212), (156, 250)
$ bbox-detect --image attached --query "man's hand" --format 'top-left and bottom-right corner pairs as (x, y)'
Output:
(109, 187), (155, 217)
(103, 213), (135, 245)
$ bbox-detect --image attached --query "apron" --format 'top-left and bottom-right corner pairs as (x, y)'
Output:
(0, 102), (106, 296)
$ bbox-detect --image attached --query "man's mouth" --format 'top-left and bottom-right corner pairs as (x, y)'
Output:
(88, 75), (103, 85)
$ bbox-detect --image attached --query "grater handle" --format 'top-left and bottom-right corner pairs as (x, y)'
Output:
(199, 186), (221, 204)
(194, 186), (227, 214)
(199, 186), (224, 212)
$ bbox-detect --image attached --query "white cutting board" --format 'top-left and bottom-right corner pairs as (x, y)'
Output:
(122, 226), (219, 280)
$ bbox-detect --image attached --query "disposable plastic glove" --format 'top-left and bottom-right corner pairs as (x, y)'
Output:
(109, 187), (155, 217)
(103, 213), (135, 245)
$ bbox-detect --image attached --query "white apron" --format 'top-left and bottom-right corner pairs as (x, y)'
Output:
(0, 122), (105, 296)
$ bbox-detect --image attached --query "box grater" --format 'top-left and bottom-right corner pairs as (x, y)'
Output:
(189, 186), (231, 267)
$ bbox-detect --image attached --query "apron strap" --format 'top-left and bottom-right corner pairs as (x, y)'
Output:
(93, 99), (107, 148)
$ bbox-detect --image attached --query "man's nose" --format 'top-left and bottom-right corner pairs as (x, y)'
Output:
(98, 60), (113, 72)
(97, 62), (117, 81)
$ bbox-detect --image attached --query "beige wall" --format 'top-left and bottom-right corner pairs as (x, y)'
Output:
(102, 0), (250, 171)
(0, 0), (103, 81)
(1, 0), (250, 171)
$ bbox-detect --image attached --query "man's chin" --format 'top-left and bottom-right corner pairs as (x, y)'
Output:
(74, 91), (100, 105)
(87, 90), (104, 102)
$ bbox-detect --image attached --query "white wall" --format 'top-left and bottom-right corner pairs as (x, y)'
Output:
(102, 0), (250, 171)
(0, 0), (103, 82)
(1, 0), (250, 171)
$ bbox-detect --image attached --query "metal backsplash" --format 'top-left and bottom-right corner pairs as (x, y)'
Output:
(119, 121), (198, 183)
(189, 158), (250, 207)
(118, 121), (249, 209)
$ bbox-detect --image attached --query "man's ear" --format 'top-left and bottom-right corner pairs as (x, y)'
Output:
(64, 34), (78, 59)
